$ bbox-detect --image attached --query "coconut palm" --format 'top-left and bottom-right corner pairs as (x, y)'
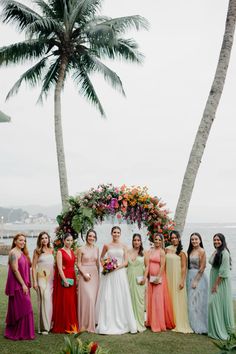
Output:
(0, 0), (148, 209)
(0, 110), (11, 122)
(174, 0), (236, 235)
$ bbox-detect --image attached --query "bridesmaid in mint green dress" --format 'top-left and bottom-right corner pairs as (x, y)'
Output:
(127, 234), (147, 332)
(208, 233), (235, 340)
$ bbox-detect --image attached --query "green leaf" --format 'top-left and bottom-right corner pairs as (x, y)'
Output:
(72, 214), (83, 233)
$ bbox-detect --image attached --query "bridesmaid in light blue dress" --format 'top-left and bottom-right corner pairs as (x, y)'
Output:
(187, 233), (208, 334)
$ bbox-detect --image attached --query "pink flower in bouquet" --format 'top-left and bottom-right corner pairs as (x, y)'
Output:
(102, 256), (118, 275)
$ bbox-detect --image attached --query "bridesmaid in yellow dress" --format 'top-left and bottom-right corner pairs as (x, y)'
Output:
(32, 231), (54, 334)
(165, 230), (193, 333)
(77, 229), (99, 333)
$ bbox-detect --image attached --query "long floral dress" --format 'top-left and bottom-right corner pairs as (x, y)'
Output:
(127, 255), (146, 332)
(36, 252), (54, 333)
(208, 250), (235, 340)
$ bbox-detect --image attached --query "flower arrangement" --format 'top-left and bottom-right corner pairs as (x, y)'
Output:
(54, 183), (175, 249)
(60, 333), (108, 354)
(102, 256), (118, 275)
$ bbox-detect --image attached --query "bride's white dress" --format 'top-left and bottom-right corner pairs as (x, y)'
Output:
(96, 247), (137, 334)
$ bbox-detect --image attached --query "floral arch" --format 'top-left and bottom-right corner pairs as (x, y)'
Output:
(54, 184), (175, 250)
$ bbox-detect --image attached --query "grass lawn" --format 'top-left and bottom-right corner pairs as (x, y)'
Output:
(0, 265), (229, 354)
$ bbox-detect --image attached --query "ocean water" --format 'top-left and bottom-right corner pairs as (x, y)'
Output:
(0, 222), (235, 297)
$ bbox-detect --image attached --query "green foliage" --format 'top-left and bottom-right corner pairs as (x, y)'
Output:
(60, 334), (109, 354)
(0, 0), (148, 116)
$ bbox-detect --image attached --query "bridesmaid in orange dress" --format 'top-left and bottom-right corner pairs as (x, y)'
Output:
(77, 229), (99, 333)
(146, 233), (175, 332)
(52, 233), (78, 333)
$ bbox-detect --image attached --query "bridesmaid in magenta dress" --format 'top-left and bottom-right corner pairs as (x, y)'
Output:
(5, 233), (35, 340)
(146, 233), (175, 332)
(52, 233), (78, 333)
(77, 229), (99, 332)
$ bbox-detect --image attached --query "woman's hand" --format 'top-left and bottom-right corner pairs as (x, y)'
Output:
(191, 280), (198, 289)
(22, 284), (28, 294)
(83, 273), (91, 281)
(33, 282), (38, 291)
(179, 281), (184, 290)
(63, 280), (70, 287)
(139, 278), (146, 285)
(211, 284), (218, 293)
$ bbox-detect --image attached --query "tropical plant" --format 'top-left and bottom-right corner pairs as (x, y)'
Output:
(174, 0), (236, 235)
(60, 333), (109, 354)
(0, 110), (11, 122)
(0, 0), (148, 209)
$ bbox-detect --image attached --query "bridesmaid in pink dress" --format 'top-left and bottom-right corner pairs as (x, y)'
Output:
(77, 229), (99, 332)
(146, 233), (175, 332)
(5, 233), (35, 340)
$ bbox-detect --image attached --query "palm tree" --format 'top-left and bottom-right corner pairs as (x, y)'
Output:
(174, 0), (236, 235)
(0, 110), (11, 122)
(0, 0), (148, 209)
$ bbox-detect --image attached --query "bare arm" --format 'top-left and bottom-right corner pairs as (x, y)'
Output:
(32, 250), (39, 290)
(139, 251), (149, 285)
(77, 248), (91, 281)
(159, 249), (165, 277)
(192, 250), (206, 289)
(57, 250), (69, 287)
(96, 247), (100, 274)
(9, 251), (28, 294)
(179, 252), (187, 290)
(117, 245), (128, 269)
(100, 244), (108, 266)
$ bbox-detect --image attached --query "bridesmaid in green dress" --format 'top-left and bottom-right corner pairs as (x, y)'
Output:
(208, 233), (235, 340)
(127, 234), (147, 332)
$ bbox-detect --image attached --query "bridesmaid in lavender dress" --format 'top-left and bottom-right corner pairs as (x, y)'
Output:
(77, 229), (99, 332)
(32, 231), (54, 334)
(5, 233), (35, 340)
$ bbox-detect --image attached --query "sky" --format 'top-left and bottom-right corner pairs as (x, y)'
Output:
(0, 0), (236, 223)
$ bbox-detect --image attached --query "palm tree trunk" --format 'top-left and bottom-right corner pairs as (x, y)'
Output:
(174, 0), (236, 235)
(54, 56), (69, 210)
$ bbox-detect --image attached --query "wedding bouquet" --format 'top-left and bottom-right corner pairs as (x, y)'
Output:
(102, 256), (118, 275)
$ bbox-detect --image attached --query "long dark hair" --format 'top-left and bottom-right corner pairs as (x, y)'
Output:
(170, 230), (183, 255)
(212, 233), (231, 268)
(35, 231), (51, 255)
(132, 233), (144, 256)
(187, 232), (204, 269)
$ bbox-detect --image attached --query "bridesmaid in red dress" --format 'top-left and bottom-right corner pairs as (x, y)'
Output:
(146, 233), (175, 332)
(52, 233), (78, 333)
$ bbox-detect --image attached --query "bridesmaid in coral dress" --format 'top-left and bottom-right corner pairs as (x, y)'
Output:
(52, 233), (78, 333)
(146, 233), (175, 332)
(77, 229), (99, 333)
(5, 233), (35, 340)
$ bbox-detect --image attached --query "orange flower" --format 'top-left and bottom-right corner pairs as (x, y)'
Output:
(65, 324), (79, 334)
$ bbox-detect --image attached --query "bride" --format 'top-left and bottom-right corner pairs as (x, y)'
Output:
(96, 226), (137, 334)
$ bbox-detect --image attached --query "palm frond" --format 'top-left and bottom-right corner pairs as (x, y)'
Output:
(80, 53), (125, 95)
(34, 0), (56, 18)
(72, 68), (105, 116)
(1, 0), (41, 30)
(100, 15), (149, 34)
(37, 57), (60, 102)
(25, 18), (63, 38)
(94, 38), (144, 64)
(0, 40), (48, 65)
(6, 57), (48, 100)
(75, 0), (101, 22)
